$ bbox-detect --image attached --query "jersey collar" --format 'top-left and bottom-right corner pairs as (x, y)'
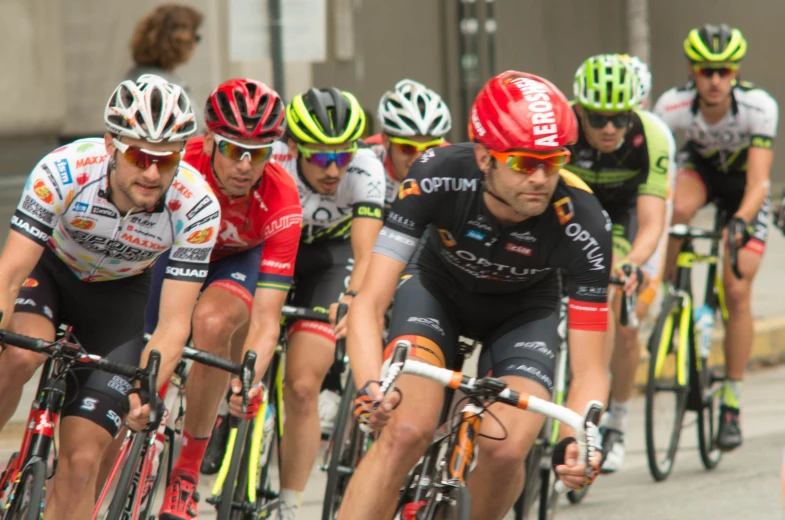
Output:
(690, 83), (739, 116)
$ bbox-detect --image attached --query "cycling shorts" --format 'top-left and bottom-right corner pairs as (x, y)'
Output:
(15, 247), (151, 436)
(287, 240), (353, 342)
(385, 269), (559, 393)
(145, 244), (263, 333)
(678, 145), (770, 256)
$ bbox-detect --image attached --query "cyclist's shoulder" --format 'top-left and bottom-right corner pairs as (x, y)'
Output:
(635, 110), (672, 146)
(167, 163), (220, 217)
(653, 83), (696, 120)
(345, 146), (385, 182)
(553, 173), (609, 230)
(36, 138), (109, 185)
(261, 160), (301, 206)
(734, 81), (778, 110)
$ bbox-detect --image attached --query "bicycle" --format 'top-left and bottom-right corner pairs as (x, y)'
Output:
(206, 304), (346, 519)
(644, 208), (740, 481)
(383, 340), (602, 520)
(93, 346), (257, 520)
(514, 272), (637, 519)
(0, 320), (161, 520)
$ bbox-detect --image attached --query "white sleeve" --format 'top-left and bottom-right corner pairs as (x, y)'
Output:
(348, 148), (386, 207)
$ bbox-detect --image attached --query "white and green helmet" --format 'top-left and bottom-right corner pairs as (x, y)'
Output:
(573, 54), (641, 111)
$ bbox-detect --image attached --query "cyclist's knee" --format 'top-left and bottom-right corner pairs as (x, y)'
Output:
(192, 303), (246, 352)
(380, 417), (434, 461)
(284, 374), (322, 412)
(724, 281), (751, 310)
(613, 320), (638, 349)
(479, 431), (529, 473)
(56, 445), (103, 495)
(671, 197), (700, 224)
(0, 347), (45, 382)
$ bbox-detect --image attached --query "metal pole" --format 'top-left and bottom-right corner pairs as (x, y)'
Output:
(268, 0), (286, 96)
(485, 0), (496, 76)
(626, 0), (650, 64)
(458, 0), (480, 139)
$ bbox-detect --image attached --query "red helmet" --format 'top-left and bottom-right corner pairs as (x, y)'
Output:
(468, 71), (577, 152)
(204, 79), (285, 142)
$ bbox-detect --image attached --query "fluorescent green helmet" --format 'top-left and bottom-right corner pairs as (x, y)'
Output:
(683, 24), (746, 63)
(285, 87), (366, 145)
(573, 54), (641, 111)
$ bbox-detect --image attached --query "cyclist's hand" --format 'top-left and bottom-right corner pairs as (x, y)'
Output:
(228, 377), (265, 419)
(125, 392), (151, 432)
(727, 215), (751, 248)
(554, 440), (601, 490)
(330, 299), (351, 339)
(354, 381), (402, 432)
(613, 261), (641, 297)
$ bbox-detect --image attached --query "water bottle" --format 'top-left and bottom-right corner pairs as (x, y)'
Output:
(259, 403), (276, 468)
(694, 304), (715, 359)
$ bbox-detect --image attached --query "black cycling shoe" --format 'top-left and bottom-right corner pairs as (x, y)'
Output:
(200, 414), (229, 475)
(716, 405), (742, 452)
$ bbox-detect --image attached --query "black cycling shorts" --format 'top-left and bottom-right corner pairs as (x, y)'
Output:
(386, 269), (560, 393)
(15, 248), (151, 436)
(678, 145), (770, 255)
(287, 239), (353, 341)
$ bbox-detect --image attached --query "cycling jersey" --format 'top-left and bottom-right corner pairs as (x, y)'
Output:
(375, 143), (612, 331)
(565, 108), (671, 212)
(12, 138), (220, 282)
(653, 81), (778, 174)
(272, 141), (385, 244)
(363, 133), (451, 211)
(183, 137), (302, 292)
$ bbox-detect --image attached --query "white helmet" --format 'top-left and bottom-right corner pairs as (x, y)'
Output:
(617, 54), (652, 107)
(377, 79), (452, 137)
(104, 74), (197, 143)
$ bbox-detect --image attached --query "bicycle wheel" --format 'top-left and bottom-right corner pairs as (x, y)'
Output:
(4, 457), (45, 520)
(216, 420), (251, 520)
(138, 433), (171, 520)
(537, 467), (558, 520)
(322, 375), (357, 520)
(105, 431), (148, 519)
(694, 332), (723, 470)
(426, 484), (471, 520)
(644, 294), (689, 481)
(513, 435), (544, 520)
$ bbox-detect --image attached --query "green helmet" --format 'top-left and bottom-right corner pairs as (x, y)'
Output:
(683, 24), (746, 63)
(573, 54), (640, 111)
(285, 87), (366, 145)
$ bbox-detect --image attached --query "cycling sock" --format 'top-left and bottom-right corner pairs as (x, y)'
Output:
(281, 488), (302, 510)
(173, 430), (210, 480)
(721, 379), (743, 410)
(605, 398), (629, 432)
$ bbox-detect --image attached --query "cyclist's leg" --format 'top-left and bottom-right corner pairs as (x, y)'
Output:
(172, 247), (260, 477)
(338, 271), (459, 519)
(468, 307), (558, 520)
(48, 262), (151, 519)
(281, 241), (353, 510)
(0, 254), (58, 431)
(664, 147), (711, 280)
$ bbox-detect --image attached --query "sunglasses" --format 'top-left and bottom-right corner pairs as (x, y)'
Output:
(297, 144), (357, 168)
(213, 134), (274, 164)
(489, 149), (571, 175)
(692, 64), (738, 78)
(387, 136), (444, 155)
(113, 138), (182, 171)
(584, 111), (633, 130)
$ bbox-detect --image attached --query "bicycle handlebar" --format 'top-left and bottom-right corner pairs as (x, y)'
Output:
(181, 346), (257, 413)
(609, 268), (639, 328)
(668, 223), (741, 279)
(380, 341), (602, 495)
(280, 305), (331, 322)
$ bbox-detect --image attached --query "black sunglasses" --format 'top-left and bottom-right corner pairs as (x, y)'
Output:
(584, 111), (633, 130)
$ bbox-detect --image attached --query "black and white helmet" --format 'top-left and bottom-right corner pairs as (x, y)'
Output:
(104, 74), (197, 142)
(377, 79), (452, 137)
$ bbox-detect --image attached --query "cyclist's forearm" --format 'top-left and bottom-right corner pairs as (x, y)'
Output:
(241, 316), (279, 385)
(735, 178), (769, 222)
(562, 329), (608, 439)
(347, 293), (385, 387)
(627, 197), (665, 267)
(143, 329), (188, 390)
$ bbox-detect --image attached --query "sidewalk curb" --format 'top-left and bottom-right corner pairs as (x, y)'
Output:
(633, 315), (785, 387)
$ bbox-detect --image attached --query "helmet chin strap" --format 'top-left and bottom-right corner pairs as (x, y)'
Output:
(482, 170), (525, 216)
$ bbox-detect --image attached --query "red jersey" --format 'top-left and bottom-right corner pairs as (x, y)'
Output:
(183, 137), (303, 292)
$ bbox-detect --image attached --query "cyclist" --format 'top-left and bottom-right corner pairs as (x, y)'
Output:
(340, 71), (611, 520)
(0, 74), (219, 519)
(365, 79), (453, 212)
(568, 54), (673, 472)
(140, 79), (302, 519)
(269, 87), (385, 518)
(654, 24), (777, 451)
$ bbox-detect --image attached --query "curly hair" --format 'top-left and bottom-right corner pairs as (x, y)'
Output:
(130, 3), (203, 71)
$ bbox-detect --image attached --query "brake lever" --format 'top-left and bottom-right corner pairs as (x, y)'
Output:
(144, 350), (162, 428)
(240, 350), (257, 414)
(378, 340), (409, 396)
(619, 264), (640, 328)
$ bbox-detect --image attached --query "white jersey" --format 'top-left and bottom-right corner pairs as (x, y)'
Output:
(654, 81), (778, 172)
(272, 141), (385, 244)
(13, 139), (220, 282)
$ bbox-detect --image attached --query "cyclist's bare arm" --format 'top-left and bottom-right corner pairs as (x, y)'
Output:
(347, 252), (406, 390)
(736, 147), (773, 222)
(0, 231), (45, 329)
(240, 287), (289, 383)
(562, 328), (607, 439)
(145, 278), (203, 388)
(627, 194), (666, 267)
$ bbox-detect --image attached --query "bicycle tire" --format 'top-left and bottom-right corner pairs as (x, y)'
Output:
(229, 427), (253, 520)
(4, 457), (46, 520)
(138, 434), (171, 520)
(105, 431), (147, 520)
(253, 402), (280, 518)
(644, 294), (688, 481)
(514, 437), (544, 519)
(322, 374), (357, 520)
(537, 467), (558, 520)
(694, 331), (723, 470)
(217, 420), (251, 520)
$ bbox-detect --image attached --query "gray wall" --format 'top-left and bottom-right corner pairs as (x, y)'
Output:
(2, 0), (782, 183)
